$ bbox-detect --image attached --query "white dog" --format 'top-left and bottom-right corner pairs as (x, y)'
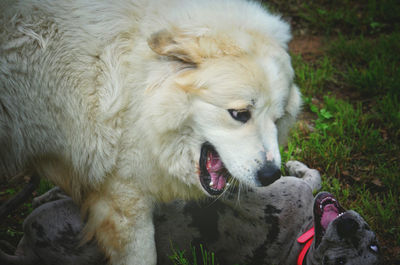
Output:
(0, 0), (301, 264)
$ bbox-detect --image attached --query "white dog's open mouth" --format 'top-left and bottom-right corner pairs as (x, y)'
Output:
(199, 142), (232, 196)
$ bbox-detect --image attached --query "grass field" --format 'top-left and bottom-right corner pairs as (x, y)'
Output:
(0, 0), (399, 264)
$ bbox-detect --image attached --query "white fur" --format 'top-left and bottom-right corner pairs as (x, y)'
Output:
(0, 0), (301, 264)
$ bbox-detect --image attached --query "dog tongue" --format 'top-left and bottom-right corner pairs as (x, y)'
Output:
(210, 172), (226, 190)
(321, 204), (339, 230)
(207, 152), (225, 190)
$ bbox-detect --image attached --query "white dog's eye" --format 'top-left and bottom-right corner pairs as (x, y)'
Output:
(228, 109), (251, 123)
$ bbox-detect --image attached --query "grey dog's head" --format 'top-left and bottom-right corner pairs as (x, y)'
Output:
(310, 192), (380, 265)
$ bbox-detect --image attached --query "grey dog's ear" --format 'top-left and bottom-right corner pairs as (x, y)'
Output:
(147, 29), (201, 64)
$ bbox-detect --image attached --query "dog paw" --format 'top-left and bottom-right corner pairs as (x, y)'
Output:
(285, 160), (322, 191)
(285, 160), (308, 177)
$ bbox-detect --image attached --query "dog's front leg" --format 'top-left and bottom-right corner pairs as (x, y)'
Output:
(83, 179), (157, 265)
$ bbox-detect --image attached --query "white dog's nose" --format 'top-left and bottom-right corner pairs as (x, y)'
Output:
(257, 162), (281, 186)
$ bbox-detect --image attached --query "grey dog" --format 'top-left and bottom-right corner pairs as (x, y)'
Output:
(0, 161), (380, 265)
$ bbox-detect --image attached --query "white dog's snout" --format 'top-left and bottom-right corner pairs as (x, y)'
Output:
(256, 161), (281, 186)
(260, 148), (281, 167)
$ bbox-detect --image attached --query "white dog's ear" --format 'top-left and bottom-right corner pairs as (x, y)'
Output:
(148, 29), (201, 64)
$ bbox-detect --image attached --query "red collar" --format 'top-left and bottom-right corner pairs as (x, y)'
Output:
(297, 227), (314, 265)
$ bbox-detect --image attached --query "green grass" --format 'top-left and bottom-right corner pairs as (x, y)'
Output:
(291, 55), (335, 95)
(5, 227), (23, 238)
(169, 244), (219, 265)
(37, 179), (54, 196)
(295, 0), (400, 35)
(329, 33), (400, 97)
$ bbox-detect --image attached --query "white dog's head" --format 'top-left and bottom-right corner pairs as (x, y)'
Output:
(143, 4), (301, 197)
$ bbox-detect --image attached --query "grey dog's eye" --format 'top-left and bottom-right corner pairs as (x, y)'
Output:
(369, 244), (379, 253)
(228, 109), (251, 123)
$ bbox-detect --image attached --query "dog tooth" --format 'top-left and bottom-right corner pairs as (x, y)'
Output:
(209, 181), (214, 186)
